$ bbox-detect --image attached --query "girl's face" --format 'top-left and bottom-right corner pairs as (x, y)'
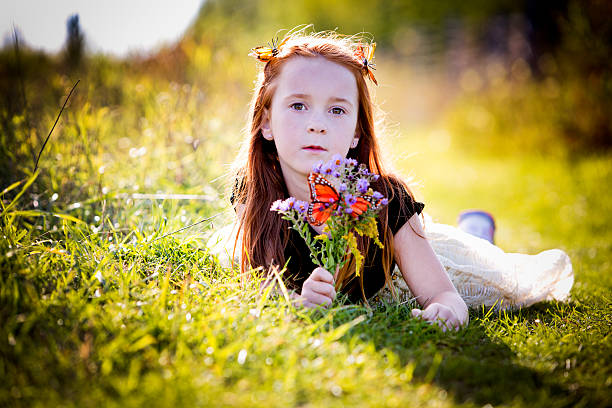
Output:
(261, 56), (360, 183)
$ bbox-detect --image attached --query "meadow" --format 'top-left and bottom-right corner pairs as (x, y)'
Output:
(1, 5), (611, 406)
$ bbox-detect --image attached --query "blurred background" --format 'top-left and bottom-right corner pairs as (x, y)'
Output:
(1, 0), (610, 245)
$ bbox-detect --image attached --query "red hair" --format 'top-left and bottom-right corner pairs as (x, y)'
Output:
(233, 32), (416, 300)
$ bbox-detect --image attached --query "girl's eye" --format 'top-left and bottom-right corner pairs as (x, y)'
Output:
(290, 103), (306, 111)
(330, 107), (346, 115)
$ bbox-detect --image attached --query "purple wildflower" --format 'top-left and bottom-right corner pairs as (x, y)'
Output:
(338, 183), (347, 192)
(333, 170), (341, 178)
(344, 193), (357, 206)
(346, 158), (358, 167)
(270, 199), (283, 211)
(356, 178), (369, 194)
(286, 197), (296, 209)
(372, 174), (380, 181)
(278, 200), (291, 212)
(372, 191), (383, 200)
(381, 198), (389, 206)
(345, 207), (353, 214)
(312, 161), (323, 173)
(322, 163), (334, 175)
(295, 200), (308, 215)
(331, 154), (343, 167)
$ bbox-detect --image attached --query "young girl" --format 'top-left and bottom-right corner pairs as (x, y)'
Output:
(212, 30), (573, 331)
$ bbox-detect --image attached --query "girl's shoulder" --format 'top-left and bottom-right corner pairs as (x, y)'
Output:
(380, 174), (424, 235)
(380, 174), (422, 208)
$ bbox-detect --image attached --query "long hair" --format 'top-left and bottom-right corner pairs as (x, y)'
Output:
(233, 32), (417, 300)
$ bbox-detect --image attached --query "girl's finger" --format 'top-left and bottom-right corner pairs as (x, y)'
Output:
(421, 305), (441, 321)
(307, 280), (336, 299)
(304, 292), (333, 307)
(311, 267), (334, 284)
(436, 308), (459, 330)
(437, 317), (456, 332)
(411, 309), (422, 318)
(436, 308), (454, 322)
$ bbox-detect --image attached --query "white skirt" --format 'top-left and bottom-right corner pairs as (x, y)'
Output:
(208, 214), (574, 311)
(373, 214), (574, 310)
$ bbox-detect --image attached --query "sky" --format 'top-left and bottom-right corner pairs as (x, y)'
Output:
(1, 0), (204, 56)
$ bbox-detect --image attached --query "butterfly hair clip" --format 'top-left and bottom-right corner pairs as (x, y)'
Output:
(249, 36), (291, 62)
(354, 42), (378, 85)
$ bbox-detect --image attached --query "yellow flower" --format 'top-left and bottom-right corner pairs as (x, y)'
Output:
(343, 232), (364, 277)
(354, 217), (383, 249)
(315, 234), (328, 241)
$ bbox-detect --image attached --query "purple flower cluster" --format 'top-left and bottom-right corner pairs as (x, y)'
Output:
(344, 193), (357, 206)
(313, 156), (381, 182)
(270, 197), (308, 215)
(271, 156), (388, 224)
(312, 154), (364, 176)
(356, 178), (369, 194)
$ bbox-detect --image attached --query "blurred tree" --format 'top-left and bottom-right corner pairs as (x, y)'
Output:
(64, 14), (85, 70)
(554, 0), (612, 151)
(185, 0), (610, 151)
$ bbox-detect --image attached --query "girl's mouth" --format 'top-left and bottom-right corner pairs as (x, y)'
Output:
(303, 145), (326, 151)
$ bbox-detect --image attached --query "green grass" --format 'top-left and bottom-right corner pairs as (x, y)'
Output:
(2, 138), (611, 407)
(1, 48), (611, 407)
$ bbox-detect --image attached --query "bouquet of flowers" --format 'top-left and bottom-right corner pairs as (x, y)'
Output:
(270, 155), (388, 276)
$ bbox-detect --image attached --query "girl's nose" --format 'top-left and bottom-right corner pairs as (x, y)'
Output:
(307, 120), (327, 134)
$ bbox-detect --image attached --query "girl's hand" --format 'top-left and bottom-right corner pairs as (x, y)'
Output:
(300, 267), (336, 308)
(412, 303), (466, 332)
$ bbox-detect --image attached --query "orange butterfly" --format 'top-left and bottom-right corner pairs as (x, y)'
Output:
(354, 42), (378, 85)
(249, 36), (290, 62)
(307, 173), (378, 226)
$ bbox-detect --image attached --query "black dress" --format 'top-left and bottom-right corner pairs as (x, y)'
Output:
(262, 180), (424, 302)
(230, 178), (425, 302)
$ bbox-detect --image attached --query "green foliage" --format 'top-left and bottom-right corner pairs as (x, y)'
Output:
(186, 0), (611, 154)
(1, 1), (611, 406)
(191, 0), (525, 49)
(2, 99), (611, 407)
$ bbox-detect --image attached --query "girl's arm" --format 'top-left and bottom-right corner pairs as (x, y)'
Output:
(393, 214), (469, 330)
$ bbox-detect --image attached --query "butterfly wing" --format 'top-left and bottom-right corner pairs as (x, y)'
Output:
(307, 174), (339, 226)
(250, 36), (290, 62)
(354, 42), (366, 60)
(353, 42), (378, 85)
(366, 42), (376, 62)
(365, 42), (378, 85)
(249, 46), (275, 62)
(367, 70), (378, 86)
(308, 202), (335, 226)
(349, 196), (372, 218)
(308, 174), (339, 204)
